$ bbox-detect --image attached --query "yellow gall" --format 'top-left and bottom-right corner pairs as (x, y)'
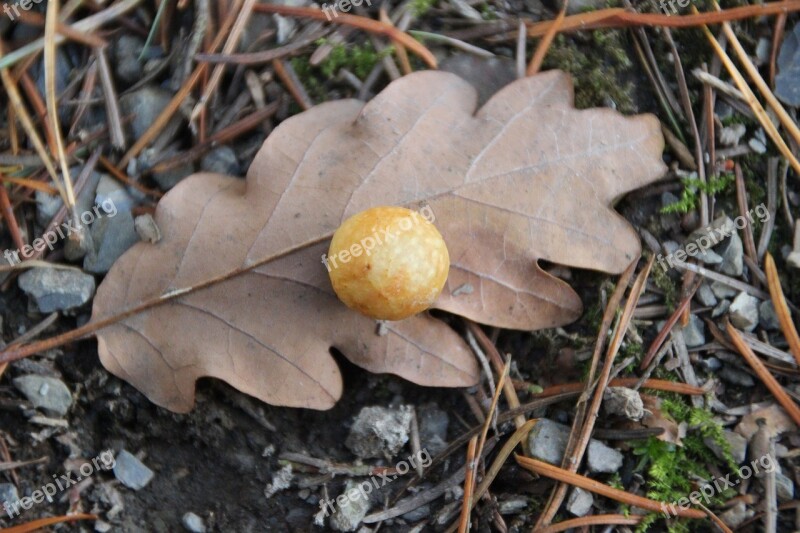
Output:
(326, 206), (450, 320)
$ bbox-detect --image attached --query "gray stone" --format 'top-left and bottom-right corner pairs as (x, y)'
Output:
(696, 283), (718, 307)
(661, 193), (680, 210)
(346, 406), (412, 459)
(329, 480), (372, 532)
(566, 487), (593, 516)
(712, 299), (731, 318)
(201, 146), (240, 176)
(0, 482), (19, 508)
(711, 281), (737, 300)
(113, 450), (154, 490)
(119, 87), (181, 145)
(776, 471), (795, 500)
(18, 268), (95, 313)
(264, 464), (293, 498)
(720, 502), (753, 528)
(603, 387), (644, 420)
(528, 419), (571, 465)
(13, 375), (73, 416)
(95, 175), (137, 214)
(587, 440), (624, 474)
(729, 292), (759, 331)
(528, 419), (623, 473)
(112, 35), (145, 86)
(418, 403), (449, 456)
(759, 300), (780, 330)
(704, 430), (747, 464)
(682, 314), (706, 348)
(182, 512), (206, 533)
(142, 144), (194, 190)
(718, 366), (755, 387)
(134, 214), (161, 244)
(776, 23), (800, 106)
(717, 232), (744, 277)
(84, 210), (138, 274)
(695, 248), (723, 265)
(719, 123), (746, 146)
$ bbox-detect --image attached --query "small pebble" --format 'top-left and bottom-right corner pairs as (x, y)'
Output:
(345, 405), (412, 459)
(182, 512), (206, 533)
(13, 375), (73, 416)
(113, 450), (154, 490)
(729, 292), (760, 332)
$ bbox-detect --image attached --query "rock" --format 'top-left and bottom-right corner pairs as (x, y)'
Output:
(788, 250), (800, 270)
(112, 35), (145, 86)
(566, 487), (593, 516)
(682, 314), (706, 348)
(141, 144), (194, 190)
(720, 501), (753, 528)
(13, 375), (73, 416)
(182, 512), (206, 533)
(18, 268), (95, 313)
(759, 300), (780, 330)
(417, 403), (449, 456)
(119, 87), (182, 145)
(729, 292), (759, 331)
(201, 146), (240, 176)
(134, 214), (162, 244)
(695, 247), (723, 265)
(776, 23), (800, 106)
(440, 55), (516, 107)
(776, 471), (794, 500)
(701, 357), (722, 371)
(528, 419), (623, 473)
(748, 136), (767, 154)
(113, 450), (154, 490)
(84, 210), (138, 274)
(718, 366), (755, 387)
(712, 299), (731, 318)
(587, 440), (624, 474)
(696, 282), (718, 307)
(603, 387), (644, 420)
(661, 193), (680, 210)
(719, 123), (746, 146)
(704, 430), (747, 464)
(264, 464), (293, 498)
(329, 480), (372, 532)
(717, 232), (743, 277)
(711, 281), (737, 300)
(528, 419), (570, 465)
(0, 482), (19, 508)
(345, 406), (412, 459)
(95, 175), (137, 214)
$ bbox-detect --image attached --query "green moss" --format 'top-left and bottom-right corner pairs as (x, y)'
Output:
(661, 172), (735, 214)
(630, 397), (738, 530)
(411, 0), (437, 16)
(289, 41), (391, 104)
(318, 40), (390, 79)
(542, 31), (635, 112)
(650, 264), (679, 309)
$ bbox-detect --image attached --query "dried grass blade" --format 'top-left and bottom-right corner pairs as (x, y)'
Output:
(765, 253), (800, 364)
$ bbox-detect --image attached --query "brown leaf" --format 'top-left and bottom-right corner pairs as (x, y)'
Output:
(92, 70), (666, 412)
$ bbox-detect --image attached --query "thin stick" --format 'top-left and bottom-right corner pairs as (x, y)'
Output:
(45, 0), (77, 212)
(764, 253), (800, 365)
(726, 320), (800, 427)
(526, 1), (567, 76)
(457, 436), (478, 533)
(516, 456), (706, 519)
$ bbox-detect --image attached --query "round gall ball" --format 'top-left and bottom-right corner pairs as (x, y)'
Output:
(327, 206), (450, 320)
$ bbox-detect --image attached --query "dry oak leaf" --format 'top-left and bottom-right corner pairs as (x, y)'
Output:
(92, 70), (666, 412)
